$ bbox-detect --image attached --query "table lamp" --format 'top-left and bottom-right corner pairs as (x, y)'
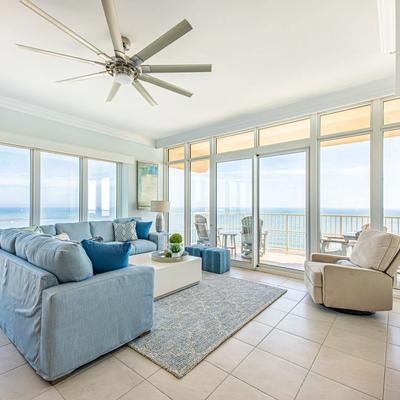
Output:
(151, 200), (170, 233)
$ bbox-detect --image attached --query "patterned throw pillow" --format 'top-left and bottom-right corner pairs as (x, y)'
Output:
(113, 221), (137, 242)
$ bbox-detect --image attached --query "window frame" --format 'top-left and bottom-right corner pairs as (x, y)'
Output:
(0, 142), (122, 227)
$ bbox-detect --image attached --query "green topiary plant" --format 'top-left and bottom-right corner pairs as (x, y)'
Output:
(169, 233), (183, 244)
(170, 243), (182, 254)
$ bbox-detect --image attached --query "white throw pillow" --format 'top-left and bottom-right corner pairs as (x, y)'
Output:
(54, 232), (70, 241)
(113, 221), (137, 242)
(350, 230), (400, 271)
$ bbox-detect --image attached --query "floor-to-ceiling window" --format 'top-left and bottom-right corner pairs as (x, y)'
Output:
(190, 141), (210, 244)
(0, 145), (31, 228)
(259, 152), (307, 270)
(217, 158), (253, 263)
(383, 99), (400, 289)
(40, 152), (80, 224)
(167, 145), (185, 238)
(319, 135), (370, 255)
(164, 97), (400, 288)
(88, 159), (117, 220)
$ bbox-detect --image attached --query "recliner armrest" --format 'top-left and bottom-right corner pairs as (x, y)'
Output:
(311, 253), (350, 263)
(322, 263), (393, 311)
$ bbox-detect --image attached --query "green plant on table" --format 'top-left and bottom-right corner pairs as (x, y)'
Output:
(170, 243), (182, 254)
(169, 233), (183, 244)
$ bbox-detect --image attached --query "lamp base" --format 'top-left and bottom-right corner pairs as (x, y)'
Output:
(155, 213), (164, 233)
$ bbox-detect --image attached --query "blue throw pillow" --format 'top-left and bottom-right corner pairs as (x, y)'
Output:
(81, 240), (132, 275)
(135, 221), (152, 240)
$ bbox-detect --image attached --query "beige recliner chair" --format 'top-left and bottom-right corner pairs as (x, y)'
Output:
(304, 230), (400, 312)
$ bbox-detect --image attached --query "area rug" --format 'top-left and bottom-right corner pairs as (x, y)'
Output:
(128, 272), (286, 378)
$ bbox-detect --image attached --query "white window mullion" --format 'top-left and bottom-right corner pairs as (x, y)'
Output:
(209, 138), (217, 247)
(80, 158), (88, 221)
(30, 149), (41, 226)
(309, 113), (319, 255)
(371, 99), (384, 230)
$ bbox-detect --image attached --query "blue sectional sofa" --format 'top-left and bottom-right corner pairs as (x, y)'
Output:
(0, 219), (158, 381)
(38, 217), (165, 255)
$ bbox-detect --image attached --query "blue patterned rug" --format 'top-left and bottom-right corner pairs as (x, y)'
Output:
(129, 272), (286, 378)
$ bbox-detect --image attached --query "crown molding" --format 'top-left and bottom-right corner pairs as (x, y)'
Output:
(0, 95), (155, 147)
(156, 77), (395, 148)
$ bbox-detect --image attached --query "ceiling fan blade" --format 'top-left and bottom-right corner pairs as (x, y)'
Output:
(131, 19), (192, 64)
(138, 74), (192, 97)
(56, 71), (109, 84)
(101, 0), (124, 57)
(132, 80), (158, 106)
(17, 44), (106, 66)
(141, 64), (212, 73)
(20, 0), (112, 62)
(106, 81), (121, 102)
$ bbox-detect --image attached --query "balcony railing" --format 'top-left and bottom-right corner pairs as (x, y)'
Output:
(169, 211), (400, 252)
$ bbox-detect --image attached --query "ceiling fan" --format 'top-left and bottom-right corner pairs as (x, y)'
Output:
(18, 0), (212, 106)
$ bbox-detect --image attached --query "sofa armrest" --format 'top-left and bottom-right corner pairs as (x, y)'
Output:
(311, 253), (350, 263)
(148, 232), (168, 250)
(39, 266), (154, 380)
(322, 264), (393, 311)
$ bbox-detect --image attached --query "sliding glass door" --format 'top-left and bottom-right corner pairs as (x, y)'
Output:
(258, 151), (307, 270)
(216, 158), (253, 264)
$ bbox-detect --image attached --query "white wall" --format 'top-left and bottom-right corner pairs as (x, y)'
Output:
(0, 107), (163, 222)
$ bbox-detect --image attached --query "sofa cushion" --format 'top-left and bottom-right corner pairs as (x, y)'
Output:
(304, 261), (324, 287)
(40, 224), (57, 236)
(130, 239), (157, 254)
(15, 232), (42, 260)
(113, 221), (138, 242)
(135, 221), (152, 240)
(350, 230), (400, 272)
(19, 225), (44, 234)
(0, 228), (24, 254)
(89, 221), (114, 242)
(55, 222), (92, 242)
(81, 240), (131, 274)
(25, 235), (93, 282)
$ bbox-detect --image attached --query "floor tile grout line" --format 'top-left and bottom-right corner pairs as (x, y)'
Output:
(382, 313), (390, 399)
(228, 347), (283, 400)
(203, 372), (230, 400)
(112, 352), (160, 381)
(293, 308), (338, 400)
(0, 361), (28, 377)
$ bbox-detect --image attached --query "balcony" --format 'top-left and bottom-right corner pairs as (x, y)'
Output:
(170, 211), (400, 278)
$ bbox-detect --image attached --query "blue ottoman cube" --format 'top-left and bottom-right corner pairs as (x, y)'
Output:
(185, 244), (207, 257)
(203, 247), (230, 274)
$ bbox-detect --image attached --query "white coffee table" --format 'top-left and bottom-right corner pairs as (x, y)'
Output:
(129, 252), (202, 299)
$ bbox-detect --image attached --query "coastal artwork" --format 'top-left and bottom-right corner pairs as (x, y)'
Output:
(137, 161), (159, 210)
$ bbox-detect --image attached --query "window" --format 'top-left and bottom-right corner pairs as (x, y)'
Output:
(320, 105), (371, 136)
(168, 146), (184, 162)
(190, 141), (210, 158)
(259, 119), (310, 146)
(0, 145), (31, 228)
(88, 160), (117, 220)
(168, 163), (185, 238)
(190, 159), (210, 244)
(384, 99), (400, 125)
(319, 135), (370, 253)
(216, 131), (254, 154)
(384, 130), (400, 234)
(40, 152), (80, 224)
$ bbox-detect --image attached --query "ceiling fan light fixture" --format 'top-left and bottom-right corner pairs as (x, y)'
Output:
(113, 71), (133, 85)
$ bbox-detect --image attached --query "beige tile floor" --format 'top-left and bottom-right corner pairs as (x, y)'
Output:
(1, 267), (400, 400)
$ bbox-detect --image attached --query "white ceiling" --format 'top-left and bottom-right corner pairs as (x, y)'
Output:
(0, 0), (395, 144)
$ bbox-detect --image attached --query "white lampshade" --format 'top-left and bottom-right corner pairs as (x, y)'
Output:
(151, 200), (170, 213)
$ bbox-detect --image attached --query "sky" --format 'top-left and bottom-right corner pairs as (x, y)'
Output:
(169, 137), (400, 213)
